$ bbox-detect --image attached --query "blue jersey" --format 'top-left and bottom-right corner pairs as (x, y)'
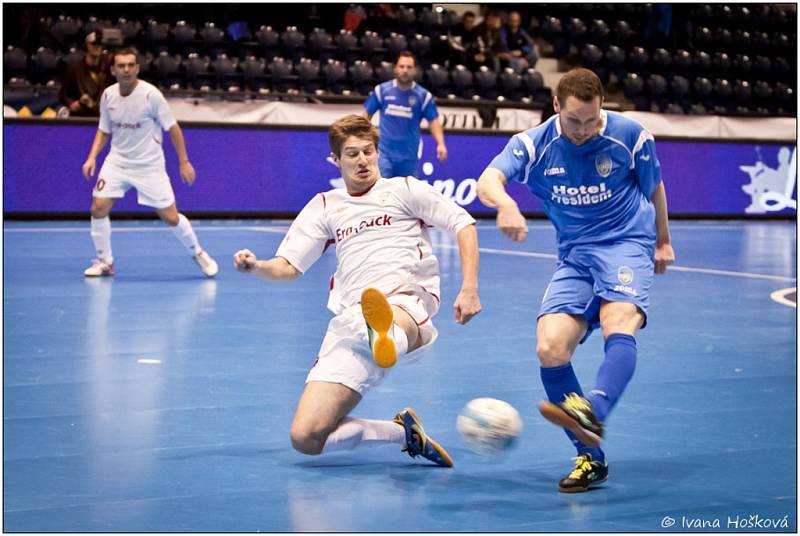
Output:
(489, 110), (661, 256)
(364, 80), (439, 162)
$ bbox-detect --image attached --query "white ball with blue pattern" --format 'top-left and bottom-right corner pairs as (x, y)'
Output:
(457, 397), (522, 455)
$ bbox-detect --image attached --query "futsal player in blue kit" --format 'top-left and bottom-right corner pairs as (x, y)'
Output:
(363, 51), (448, 178)
(477, 68), (676, 492)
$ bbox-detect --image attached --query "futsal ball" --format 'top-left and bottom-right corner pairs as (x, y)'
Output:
(457, 397), (523, 455)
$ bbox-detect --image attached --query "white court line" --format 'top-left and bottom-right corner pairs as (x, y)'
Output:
(434, 244), (797, 283)
(770, 287), (798, 308)
(5, 225), (796, 282)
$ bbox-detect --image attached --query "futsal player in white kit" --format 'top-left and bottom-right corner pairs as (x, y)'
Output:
(233, 114), (481, 466)
(81, 47), (218, 278)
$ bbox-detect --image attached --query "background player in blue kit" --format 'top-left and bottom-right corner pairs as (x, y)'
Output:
(363, 51), (448, 178)
(476, 68), (676, 493)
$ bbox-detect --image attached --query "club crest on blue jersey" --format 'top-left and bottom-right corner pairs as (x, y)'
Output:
(595, 154), (613, 177)
(617, 266), (634, 285)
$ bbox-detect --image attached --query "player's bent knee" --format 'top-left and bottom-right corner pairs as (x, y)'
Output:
(536, 339), (572, 367)
(289, 426), (326, 455)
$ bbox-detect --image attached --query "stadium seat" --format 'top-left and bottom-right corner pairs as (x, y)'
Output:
(581, 44), (603, 67)
(395, 6), (416, 32)
(349, 60), (374, 95)
(670, 75), (690, 98)
(732, 54), (752, 75)
(410, 34), (431, 64)
(145, 20), (170, 54)
(173, 21), (197, 48)
(652, 48), (671, 68)
(213, 54), (241, 91)
(589, 19), (610, 40)
(628, 47), (649, 69)
(336, 29), (359, 64)
(604, 45), (626, 68)
(424, 64), (449, 97)
(521, 68), (543, 93)
(63, 46), (84, 66)
(566, 18), (587, 40)
(50, 16), (82, 50)
(693, 51), (712, 72)
(647, 74), (668, 98)
(753, 80), (773, 101)
(153, 51), (184, 89)
(712, 52), (731, 72)
(693, 76), (713, 98)
(296, 57), (322, 93)
(752, 31), (771, 49)
(268, 56), (296, 93)
(255, 25), (280, 60)
(386, 33), (408, 58)
(613, 20), (634, 42)
(673, 49), (692, 71)
(280, 26), (306, 62)
(713, 78), (732, 99)
(241, 55), (268, 91)
(622, 72), (644, 98)
(374, 61), (394, 82)
(733, 79), (752, 100)
(442, 9), (461, 29)
(117, 18), (141, 42)
(499, 67), (523, 101)
(4, 46), (29, 80)
(322, 59), (349, 94)
(308, 28), (335, 63)
(184, 53), (212, 90)
(30, 47), (60, 85)
(474, 65), (498, 99)
(199, 22), (226, 58)
(688, 103), (707, 115)
(451, 64), (475, 98)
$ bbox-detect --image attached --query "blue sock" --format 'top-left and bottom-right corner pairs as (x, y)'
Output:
(540, 363), (604, 462)
(589, 333), (637, 423)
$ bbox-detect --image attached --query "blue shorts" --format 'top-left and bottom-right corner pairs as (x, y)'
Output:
(539, 240), (654, 343)
(379, 154), (418, 178)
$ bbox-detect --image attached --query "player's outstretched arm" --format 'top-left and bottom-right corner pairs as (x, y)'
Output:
(429, 118), (448, 162)
(82, 130), (109, 179)
(233, 249), (301, 281)
(477, 167), (528, 242)
(453, 224), (481, 324)
(168, 124), (196, 186)
(651, 182), (675, 274)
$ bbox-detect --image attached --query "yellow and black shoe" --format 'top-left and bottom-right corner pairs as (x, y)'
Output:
(361, 287), (397, 368)
(394, 407), (454, 467)
(558, 453), (608, 493)
(539, 393), (604, 448)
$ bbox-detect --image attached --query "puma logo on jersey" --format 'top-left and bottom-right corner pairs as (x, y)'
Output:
(639, 154), (651, 161)
(513, 149), (525, 157)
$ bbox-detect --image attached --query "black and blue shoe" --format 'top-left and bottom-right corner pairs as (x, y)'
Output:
(394, 407), (454, 467)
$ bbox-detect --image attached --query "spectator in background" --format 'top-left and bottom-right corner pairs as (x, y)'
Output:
(475, 10), (503, 71)
(363, 51), (447, 178)
(59, 31), (109, 117)
(449, 11), (485, 69)
(499, 10), (539, 72)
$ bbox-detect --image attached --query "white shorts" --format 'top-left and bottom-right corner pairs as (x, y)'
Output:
(94, 160), (176, 209)
(306, 291), (439, 395)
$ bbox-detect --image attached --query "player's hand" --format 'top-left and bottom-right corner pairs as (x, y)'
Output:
(180, 161), (196, 185)
(233, 249), (258, 272)
(82, 157), (96, 180)
(496, 202), (528, 242)
(69, 100), (82, 113)
(654, 242), (675, 274)
(454, 288), (481, 324)
(437, 143), (448, 162)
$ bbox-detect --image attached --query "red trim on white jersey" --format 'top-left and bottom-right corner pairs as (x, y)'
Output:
(320, 192), (327, 208)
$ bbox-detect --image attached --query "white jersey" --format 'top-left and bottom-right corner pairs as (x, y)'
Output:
(98, 80), (177, 169)
(276, 176), (476, 314)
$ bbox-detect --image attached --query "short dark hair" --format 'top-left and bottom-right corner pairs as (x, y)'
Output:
(394, 50), (416, 66)
(463, 11), (476, 19)
(329, 115), (380, 157)
(110, 47), (139, 65)
(556, 68), (604, 104)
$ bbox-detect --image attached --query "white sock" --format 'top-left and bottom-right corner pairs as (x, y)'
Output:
(321, 417), (405, 453)
(392, 324), (409, 355)
(90, 216), (113, 263)
(170, 213), (201, 256)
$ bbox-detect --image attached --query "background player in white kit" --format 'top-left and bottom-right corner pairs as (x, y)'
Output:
(233, 115), (481, 466)
(81, 47), (218, 278)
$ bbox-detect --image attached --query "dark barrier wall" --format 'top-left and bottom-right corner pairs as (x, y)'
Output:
(4, 120), (796, 217)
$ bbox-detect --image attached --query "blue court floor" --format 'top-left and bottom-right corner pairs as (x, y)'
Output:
(3, 219), (797, 532)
